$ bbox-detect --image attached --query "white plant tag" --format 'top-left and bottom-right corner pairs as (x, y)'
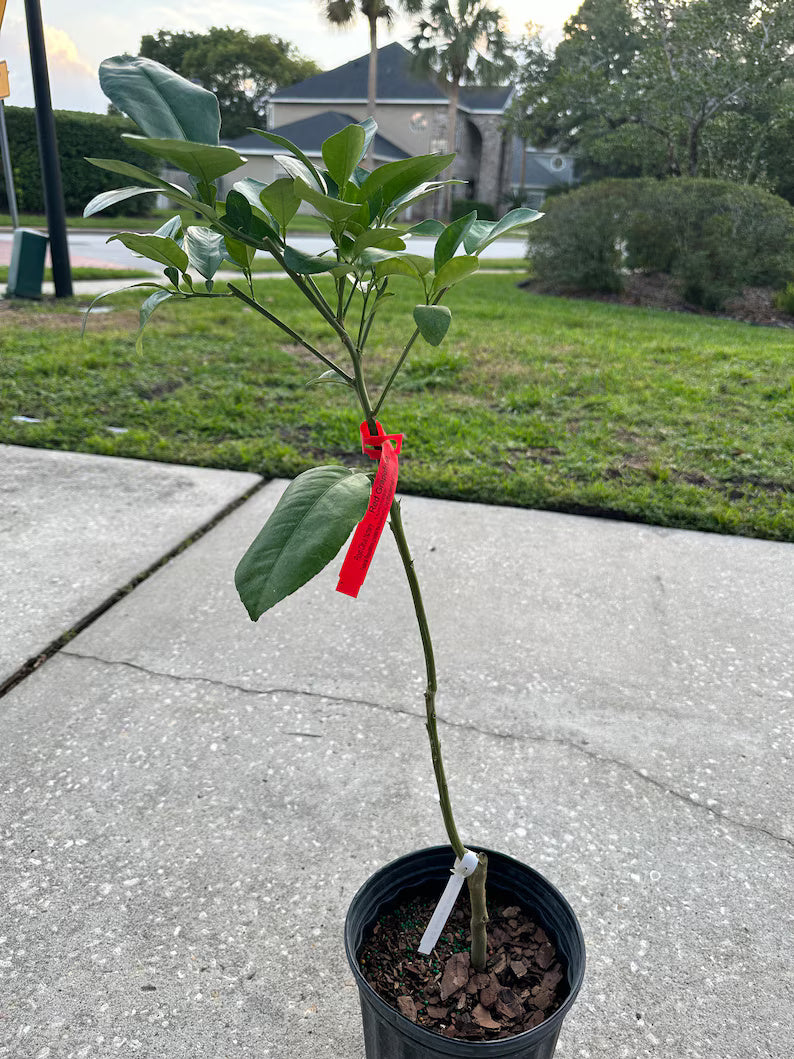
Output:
(417, 850), (479, 955)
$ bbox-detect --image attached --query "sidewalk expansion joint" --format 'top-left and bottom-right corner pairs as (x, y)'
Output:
(0, 478), (267, 703)
(59, 648), (794, 854)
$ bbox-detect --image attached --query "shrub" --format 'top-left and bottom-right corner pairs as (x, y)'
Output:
(525, 179), (640, 292)
(450, 198), (496, 222)
(528, 177), (794, 309)
(773, 282), (794, 315)
(0, 107), (158, 216)
(626, 179), (794, 310)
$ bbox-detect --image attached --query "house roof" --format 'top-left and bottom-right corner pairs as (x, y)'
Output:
(224, 111), (410, 162)
(459, 86), (513, 113)
(271, 42), (447, 104)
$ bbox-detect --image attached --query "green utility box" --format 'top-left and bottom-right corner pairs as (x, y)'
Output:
(6, 228), (49, 298)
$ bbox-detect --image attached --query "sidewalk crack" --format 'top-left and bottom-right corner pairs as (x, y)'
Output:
(60, 648), (794, 853)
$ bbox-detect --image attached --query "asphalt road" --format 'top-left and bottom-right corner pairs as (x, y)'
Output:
(0, 229), (527, 273)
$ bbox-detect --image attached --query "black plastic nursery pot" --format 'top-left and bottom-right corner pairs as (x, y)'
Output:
(345, 846), (586, 1059)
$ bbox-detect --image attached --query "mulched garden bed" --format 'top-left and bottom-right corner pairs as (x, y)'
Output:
(358, 892), (568, 1041)
(520, 272), (794, 328)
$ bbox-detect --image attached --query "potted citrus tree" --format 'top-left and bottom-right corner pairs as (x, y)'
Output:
(85, 55), (585, 1058)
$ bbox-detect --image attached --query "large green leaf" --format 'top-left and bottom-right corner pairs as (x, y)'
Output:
(184, 227), (227, 279)
(413, 305), (452, 346)
(282, 246), (338, 275)
(136, 290), (174, 352)
(431, 255), (480, 294)
(121, 135), (244, 183)
(350, 227), (406, 260)
(462, 208), (543, 254)
(86, 158), (217, 222)
(361, 153), (455, 215)
(294, 181), (360, 225)
(322, 124), (366, 191)
(259, 178), (301, 230)
(434, 211), (477, 272)
(107, 233), (188, 272)
(382, 180), (464, 224)
(235, 466), (372, 619)
(99, 55), (220, 145)
(83, 185), (160, 218)
(223, 190), (278, 243)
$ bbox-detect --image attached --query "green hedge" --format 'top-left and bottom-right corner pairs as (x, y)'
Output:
(0, 108), (158, 216)
(527, 178), (794, 308)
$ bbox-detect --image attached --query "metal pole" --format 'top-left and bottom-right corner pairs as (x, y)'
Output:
(0, 99), (18, 228)
(23, 0), (72, 296)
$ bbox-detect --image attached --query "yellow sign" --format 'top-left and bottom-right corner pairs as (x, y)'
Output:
(0, 61), (8, 101)
(0, 0), (6, 33)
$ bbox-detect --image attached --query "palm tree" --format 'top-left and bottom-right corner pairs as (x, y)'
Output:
(410, 1), (515, 216)
(322, 1), (425, 164)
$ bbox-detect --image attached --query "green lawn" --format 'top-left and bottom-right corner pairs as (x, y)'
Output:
(2, 274), (792, 540)
(0, 265), (156, 282)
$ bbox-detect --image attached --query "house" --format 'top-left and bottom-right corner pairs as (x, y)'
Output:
(217, 42), (573, 216)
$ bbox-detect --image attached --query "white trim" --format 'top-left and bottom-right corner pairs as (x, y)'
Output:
(227, 146), (407, 162)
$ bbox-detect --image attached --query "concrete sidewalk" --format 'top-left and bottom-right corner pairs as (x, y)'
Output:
(0, 448), (792, 1059)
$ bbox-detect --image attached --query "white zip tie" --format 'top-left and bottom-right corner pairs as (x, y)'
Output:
(417, 849), (479, 955)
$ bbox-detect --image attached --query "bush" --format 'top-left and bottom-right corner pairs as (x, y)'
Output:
(528, 177), (794, 309)
(0, 107), (158, 216)
(626, 178), (794, 310)
(526, 180), (640, 292)
(450, 198), (497, 222)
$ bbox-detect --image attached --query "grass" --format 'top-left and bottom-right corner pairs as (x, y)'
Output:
(1, 274), (792, 540)
(0, 265), (157, 282)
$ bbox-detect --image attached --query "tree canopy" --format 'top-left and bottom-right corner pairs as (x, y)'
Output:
(138, 27), (320, 140)
(523, 0), (794, 195)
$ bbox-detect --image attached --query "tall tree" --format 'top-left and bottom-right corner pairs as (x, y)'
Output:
(411, 1), (515, 215)
(526, 0), (794, 186)
(139, 28), (320, 139)
(322, 1), (425, 164)
(501, 24), (552, 202)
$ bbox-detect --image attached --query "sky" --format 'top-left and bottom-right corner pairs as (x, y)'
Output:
(0, 1), (580, 113)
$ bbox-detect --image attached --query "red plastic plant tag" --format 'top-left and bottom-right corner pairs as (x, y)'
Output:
(336, 421), (404, 599)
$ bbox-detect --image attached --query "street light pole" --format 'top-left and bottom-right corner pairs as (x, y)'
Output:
(24, 0), (72, 297)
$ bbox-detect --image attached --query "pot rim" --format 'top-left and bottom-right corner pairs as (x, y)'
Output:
(345, 844), (586, 1052)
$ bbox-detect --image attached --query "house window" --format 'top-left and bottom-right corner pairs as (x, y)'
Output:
(409, 111), (428, 133)
(551, 156), (565, 170)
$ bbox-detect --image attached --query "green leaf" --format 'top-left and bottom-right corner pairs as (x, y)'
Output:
(350, 227), (406, 260)
(259, 177), (301, 230)
(294, 180), (361, 225)
(81, 282), (164, 337)
(223, 190), (277, 243)
(413, 304), (452, 346)
(223, 235), (256, 270)
(405, 218), (446, 237)
(107, 232), (189, 272)
(152, 214), (183, 241)
(136, 290), (174, 352)
(250, 130), (326, 191)
(400, 253), (434, 276)
(86, 158), (217, 222)
(431, 255), (480, 294)
(83, 185), (160, 218)
(184, 227), (227, 279)
(282, 246), (337, 275)
(322, 124), (367, 191)
(358, 118), (377, 164)
(374, 257), (425, 282)
(121, 135), (244, 183)
(462, 208), (542, 254)
(361, 153), (455, 215)
(306, 370), (354, 388)
(382, 180), (464, 224)
(234, 466), (372, 619)
(434, 211), (477, 272)
(99, 55), (220, 145)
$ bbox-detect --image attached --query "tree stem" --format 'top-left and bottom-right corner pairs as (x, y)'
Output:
(467, 853), (489, 972)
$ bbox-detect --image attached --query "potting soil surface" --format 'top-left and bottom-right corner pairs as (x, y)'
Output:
(359, 895), (566, 1041)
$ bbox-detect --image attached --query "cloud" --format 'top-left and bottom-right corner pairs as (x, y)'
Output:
(44, 25), (96, 79)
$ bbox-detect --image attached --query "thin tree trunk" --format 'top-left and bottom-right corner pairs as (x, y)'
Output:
(520, 137), (527, 200)
(444, 79), (460, 219)
(366, 16), (378, 169)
